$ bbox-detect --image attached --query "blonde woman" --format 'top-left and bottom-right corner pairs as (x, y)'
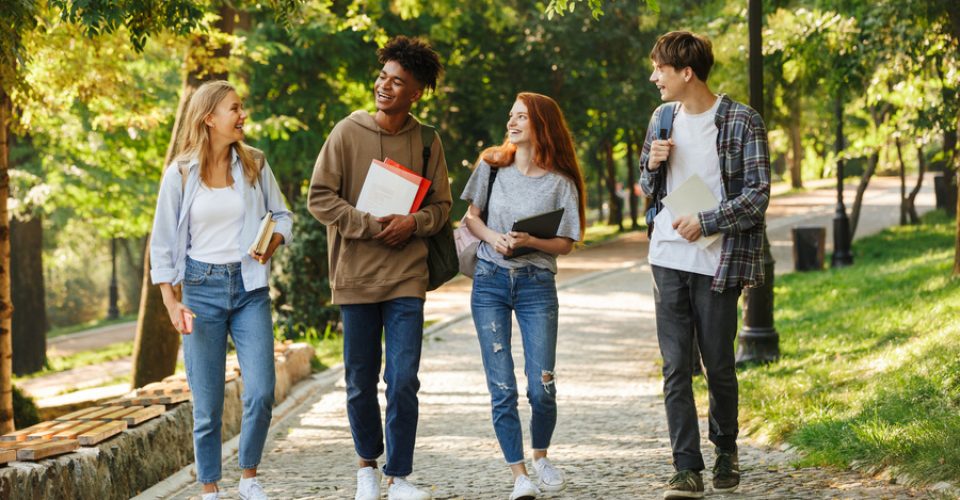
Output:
(150, 80), (292, 500)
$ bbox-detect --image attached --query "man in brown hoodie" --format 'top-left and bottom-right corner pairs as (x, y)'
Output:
(307, 36), (449, 500)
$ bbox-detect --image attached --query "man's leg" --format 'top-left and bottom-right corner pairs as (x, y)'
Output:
(381, 297), (425, 478)
(691, 276), (740, 453)
(651, 265), (704, 472)
(341, 303), (386, 464)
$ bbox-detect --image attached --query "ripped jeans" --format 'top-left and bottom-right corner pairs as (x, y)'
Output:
(471, 258), (559, 465)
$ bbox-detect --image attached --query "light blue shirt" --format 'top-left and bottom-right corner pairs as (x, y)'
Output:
(150, 148), (293, 290)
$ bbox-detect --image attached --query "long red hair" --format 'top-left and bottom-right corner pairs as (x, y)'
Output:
(479, 92), (587, 238)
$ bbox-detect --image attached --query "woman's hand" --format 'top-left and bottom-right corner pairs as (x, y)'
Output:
(507, 231), (533, 250)
(164, 299), (196, 335)
(492, 233), (514, 257)
(250, 233), (284, 264)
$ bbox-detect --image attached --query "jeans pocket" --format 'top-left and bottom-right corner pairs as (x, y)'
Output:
(183, 270), (207, 286)
(474, 259), (495, 279)
(532, 267), (556, 285)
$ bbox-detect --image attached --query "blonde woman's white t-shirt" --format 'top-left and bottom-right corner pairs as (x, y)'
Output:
(187, 184), (245, 264)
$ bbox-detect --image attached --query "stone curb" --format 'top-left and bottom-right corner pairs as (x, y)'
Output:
(134, 365), (344, 499)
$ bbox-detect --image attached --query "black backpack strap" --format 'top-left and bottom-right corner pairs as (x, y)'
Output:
(420, 123), (436, 186)
(480, 166), (499, 223)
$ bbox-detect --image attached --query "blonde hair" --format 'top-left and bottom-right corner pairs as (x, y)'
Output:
(172, 80), (261, 186)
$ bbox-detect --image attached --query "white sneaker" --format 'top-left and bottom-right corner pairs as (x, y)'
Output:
(356, 467), (382, 500)
(510, 475), (540, 500)
(201, 493), (221, 500)
(387, 477), (431, 500)
(533, 457), (566, 492)
(239, 477), (268, 500)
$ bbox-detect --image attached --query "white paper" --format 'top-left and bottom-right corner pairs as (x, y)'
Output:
(355, 161), (420, 217)
(661, 174), (721, 249)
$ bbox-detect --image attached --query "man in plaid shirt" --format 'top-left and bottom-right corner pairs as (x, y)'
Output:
(639, 31), (770, 500)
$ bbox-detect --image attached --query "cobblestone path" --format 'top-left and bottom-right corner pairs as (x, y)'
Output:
(170, 264), (923, 499)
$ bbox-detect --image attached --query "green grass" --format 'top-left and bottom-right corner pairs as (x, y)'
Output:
(583, 222), (641, 246)
(728, 210), (960, 484)
(47, 314), (137, 339)
(13, 341), (135, 382)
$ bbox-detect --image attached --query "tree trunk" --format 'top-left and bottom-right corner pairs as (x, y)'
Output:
(788, 94), (804, 189)
(131, 5), (236, 389)
(626, 131), (639, 230)
(849, 152), (878, 240)
(603, 140), (623, 230)
(896, 138), (908, 225)
(595, 148), (604, 225)
(11, 215), (46, 375)
(906, 145), (926, 224)
(0, 88), (14, 433)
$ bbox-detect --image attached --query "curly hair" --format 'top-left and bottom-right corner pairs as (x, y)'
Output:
(377, 36), (444, 91)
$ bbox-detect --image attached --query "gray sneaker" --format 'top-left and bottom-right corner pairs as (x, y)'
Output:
(712, 448), (740, 492)
(664, 469), (704, 499)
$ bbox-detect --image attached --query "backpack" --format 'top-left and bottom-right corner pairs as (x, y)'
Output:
(644, 103), (677, 237)
(418, 125), (458, 291)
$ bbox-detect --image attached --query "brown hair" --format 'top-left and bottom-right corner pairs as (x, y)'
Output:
(170, 80), (260, 186)
(480, 92), (587, 238)
(650, 31), (715, 82)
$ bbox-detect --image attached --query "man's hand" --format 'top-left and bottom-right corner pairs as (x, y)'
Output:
(672, 214), (702, 242)
(647, 138), (674, 171)
(374, 214), (417, 247)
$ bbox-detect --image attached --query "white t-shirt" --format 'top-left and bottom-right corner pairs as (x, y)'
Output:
(648, 96), (724, 277)
(187, 184), (245, 264)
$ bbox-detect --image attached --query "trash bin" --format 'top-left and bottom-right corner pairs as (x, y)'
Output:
(792, 226), (826, 272)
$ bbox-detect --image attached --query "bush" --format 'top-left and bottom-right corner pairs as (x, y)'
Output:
(272, 190), (340, 340)
(13, 385), (40, 429)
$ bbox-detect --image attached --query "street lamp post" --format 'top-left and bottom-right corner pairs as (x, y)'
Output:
(735, 0), (780, 365)
(108, 237), (120, 319)
(831, 93), (854, 267)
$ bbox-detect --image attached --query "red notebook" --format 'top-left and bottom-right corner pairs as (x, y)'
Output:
(384, 157), (432, 213)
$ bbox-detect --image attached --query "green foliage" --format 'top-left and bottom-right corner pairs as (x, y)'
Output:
(735, 211), (960, 483)
(271, 185), (339, 340)
(12, 385), (40, 429)
(51, 0), (203, 51)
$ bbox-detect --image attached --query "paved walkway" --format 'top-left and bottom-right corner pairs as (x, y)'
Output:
(165, 264), (924, 499)
(153, 176), (935, 499)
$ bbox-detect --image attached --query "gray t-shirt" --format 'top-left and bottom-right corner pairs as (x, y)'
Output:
(460, 160), (581, 273)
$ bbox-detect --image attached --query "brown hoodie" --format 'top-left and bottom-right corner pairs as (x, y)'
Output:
(308, 111), (452, 304)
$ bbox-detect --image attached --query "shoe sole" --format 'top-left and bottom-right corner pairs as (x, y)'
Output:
(538, 481), (567, 492)
(512, 496), (536, 500)
(663, 490), (704, 499)
(713, 485), (739, 493)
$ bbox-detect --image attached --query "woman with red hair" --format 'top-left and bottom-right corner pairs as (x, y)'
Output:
(460, 92), (586, 500)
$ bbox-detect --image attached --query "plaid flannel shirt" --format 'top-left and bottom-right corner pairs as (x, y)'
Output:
(639, 94), (771, 292)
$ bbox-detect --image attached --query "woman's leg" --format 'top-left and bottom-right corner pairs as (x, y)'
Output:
(513, 267), (559, 458)
(471, 260), (525, 468)
(229, 281), (276, 476)
(182, 259), (230, 489)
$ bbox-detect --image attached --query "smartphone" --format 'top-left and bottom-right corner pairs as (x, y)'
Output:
(182, 310), (194, 334)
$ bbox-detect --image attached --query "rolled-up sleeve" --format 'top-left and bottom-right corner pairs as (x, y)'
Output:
(639, 107), (664, 197)
(150, 166), (181, 284)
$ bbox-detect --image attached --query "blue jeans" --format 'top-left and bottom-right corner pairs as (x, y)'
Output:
(471, 259), (559, 464)
(182, 257), (276, 484)
(340, 297), (425, 477)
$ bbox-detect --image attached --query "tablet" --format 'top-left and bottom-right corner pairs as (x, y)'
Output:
(506, 208), (565, 259)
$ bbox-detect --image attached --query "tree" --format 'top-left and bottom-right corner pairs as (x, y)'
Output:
(131, 4), (237, 388)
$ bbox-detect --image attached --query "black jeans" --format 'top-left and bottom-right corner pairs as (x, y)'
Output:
(651, 265), (741, 472)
